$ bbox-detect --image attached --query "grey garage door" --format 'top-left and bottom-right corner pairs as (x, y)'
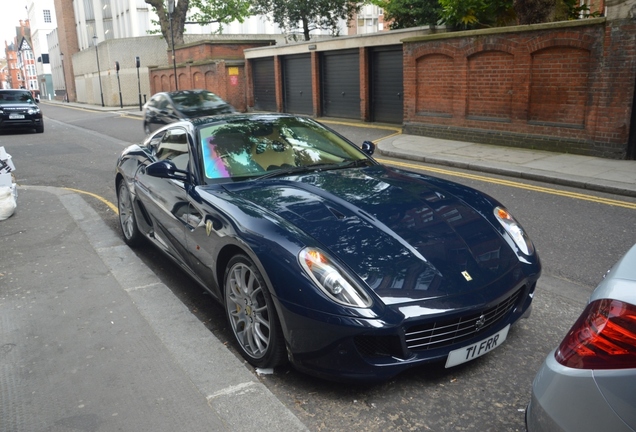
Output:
(321, 50), (360, 119)
(282, 54), (313, 115)
(371, 46), (403, 124)
(252, 58), (276, 112)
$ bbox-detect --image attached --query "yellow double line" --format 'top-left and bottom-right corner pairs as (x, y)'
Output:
(378, 158), (636, 210)
(66, 161), (636, 214)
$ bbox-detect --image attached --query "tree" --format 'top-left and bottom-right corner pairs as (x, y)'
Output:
(250, 0), (360, 41)
(439, 0), (515, 30)
(370, 0), (441, 29)
(145, 0), (251, 48)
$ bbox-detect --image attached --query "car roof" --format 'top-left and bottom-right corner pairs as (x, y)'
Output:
(189, 112), (299, 127)
(158, 89), (218, 98)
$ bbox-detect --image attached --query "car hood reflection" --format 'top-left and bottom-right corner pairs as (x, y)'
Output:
(223, 166), (518, 305)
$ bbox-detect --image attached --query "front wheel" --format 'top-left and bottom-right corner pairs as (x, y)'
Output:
(224, 255), (286, 369)
(117, 180), (142, 247)
(143, 122), (151, 135)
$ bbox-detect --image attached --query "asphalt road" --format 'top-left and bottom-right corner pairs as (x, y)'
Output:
(3, 103), (636, 431)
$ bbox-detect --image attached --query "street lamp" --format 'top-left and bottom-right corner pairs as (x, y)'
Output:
(168, 0), (178, 90)
(93, 33), (105, 107)
(60, 52), (69, 102)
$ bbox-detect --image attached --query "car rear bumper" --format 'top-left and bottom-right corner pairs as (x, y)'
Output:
(527, 350), (634, 432)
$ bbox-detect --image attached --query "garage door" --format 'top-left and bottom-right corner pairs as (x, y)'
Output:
(321, 50), (360, 119)
(371, 46), (403, 124)
(282, 54), (313, 115)
(252, 58), (276, 112)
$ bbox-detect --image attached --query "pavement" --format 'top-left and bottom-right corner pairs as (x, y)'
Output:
(1, 101), (635, 431)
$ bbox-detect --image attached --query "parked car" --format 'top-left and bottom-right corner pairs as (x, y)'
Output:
(0, 89), (44, 133)
(116, 114), (541, 381)
(527, 244), (636, 431)
(142, 89), (234, 134)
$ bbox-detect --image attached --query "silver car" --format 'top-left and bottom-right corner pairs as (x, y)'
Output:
(526, 244), (636, 431)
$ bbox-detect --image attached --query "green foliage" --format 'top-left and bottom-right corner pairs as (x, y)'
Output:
(370, 0), (441, 29)
(250, 0), (360, 41)
(145, 0), (251, 46)
(439, 0), (514, 30)
(557, 0), (601, 20)
(188, 0), (251, 29)
(514, 0), (554, 25)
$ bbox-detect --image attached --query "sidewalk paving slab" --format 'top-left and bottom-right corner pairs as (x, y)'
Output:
(0, 186), (307, 432)
(377, 134), (636, 198)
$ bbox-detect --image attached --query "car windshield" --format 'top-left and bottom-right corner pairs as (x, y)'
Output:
(0, 91), (35, 105)
(171, 91), (232, 116)
(198, 117), (371, 183)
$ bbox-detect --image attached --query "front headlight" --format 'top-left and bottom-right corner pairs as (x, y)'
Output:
(299, 248), (372, 308)
(28, 108), (40, 115)
(494, 207), (535, 256)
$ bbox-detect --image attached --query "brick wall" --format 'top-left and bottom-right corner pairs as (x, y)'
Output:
(53, 0), (79, 102)
(149, 40), (275, 112)
(402, 18), (636, 158)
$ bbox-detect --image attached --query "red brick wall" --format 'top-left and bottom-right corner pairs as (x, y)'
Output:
(403, 20), (636, 158)
(528, 47), (590, 125)
(148, 41), (273, 112)
(311, 52), (321, 117)
(467, 51), (514, 119)
(359, 47), (370, 120)
(415, 53), (456, 116)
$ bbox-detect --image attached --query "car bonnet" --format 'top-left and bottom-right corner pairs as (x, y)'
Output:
(223, 166), (520, 305)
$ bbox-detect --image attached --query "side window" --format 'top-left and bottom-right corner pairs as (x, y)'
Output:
(156, 128), (190, 171)
(146, 130), (165, 149)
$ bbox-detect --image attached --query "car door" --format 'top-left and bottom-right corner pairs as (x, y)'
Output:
(134, 126), (192, 264)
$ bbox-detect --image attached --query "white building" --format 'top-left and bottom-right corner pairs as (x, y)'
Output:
(27, 0), (58, 99)
(72, 0), (348, 48)
(351, 4), (386, 35)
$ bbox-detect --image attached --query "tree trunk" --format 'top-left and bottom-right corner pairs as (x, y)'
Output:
(145, 0), (188, 48)
(302, 17), (310, 41)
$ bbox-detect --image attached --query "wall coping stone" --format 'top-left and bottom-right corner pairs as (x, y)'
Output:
(401, 18), (606, 43)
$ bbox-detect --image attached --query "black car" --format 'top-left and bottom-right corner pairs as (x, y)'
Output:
(116, 113), (541, 381)
(142, 89), (234, 135)
(0, 89), (44, 133)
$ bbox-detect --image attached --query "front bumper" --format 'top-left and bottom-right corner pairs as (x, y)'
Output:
(277, 278), (537, 381)
(0, 115), (43, 130)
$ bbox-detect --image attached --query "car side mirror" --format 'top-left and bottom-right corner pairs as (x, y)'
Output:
(361, 141), (375, 156)
(146, 160), (189, 182)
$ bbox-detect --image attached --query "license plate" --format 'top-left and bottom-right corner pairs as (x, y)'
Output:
(445, 324), (510, 368)
(9, 114), (25, 119)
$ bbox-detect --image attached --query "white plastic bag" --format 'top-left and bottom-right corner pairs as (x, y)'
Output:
(0, 186), (16, 220)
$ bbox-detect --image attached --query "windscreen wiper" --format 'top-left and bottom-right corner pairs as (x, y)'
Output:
(255, 163), (337, 180)
(255, 159), (373, 181)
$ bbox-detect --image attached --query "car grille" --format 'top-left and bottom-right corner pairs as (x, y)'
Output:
(404, 288), (522, 351)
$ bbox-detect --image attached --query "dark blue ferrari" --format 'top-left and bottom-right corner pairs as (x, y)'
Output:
(115, 114), (541, 381)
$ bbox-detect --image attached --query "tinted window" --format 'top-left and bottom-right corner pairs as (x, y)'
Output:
(171, 91), (233, 116)
(199, 117), (367, 182)
(0, 90), (35, 104)
(156, 128), (190, 171)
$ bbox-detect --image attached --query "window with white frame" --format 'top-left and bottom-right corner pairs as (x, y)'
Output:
(43, 9), (52, 23)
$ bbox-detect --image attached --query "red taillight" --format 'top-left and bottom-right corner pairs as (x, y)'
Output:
(555, 299), (636, 369)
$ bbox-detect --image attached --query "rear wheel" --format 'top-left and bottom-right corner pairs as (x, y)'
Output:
(224, 254), (286, 368)
(117, 180), (142, 246)
(143, 122), (151, 135)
